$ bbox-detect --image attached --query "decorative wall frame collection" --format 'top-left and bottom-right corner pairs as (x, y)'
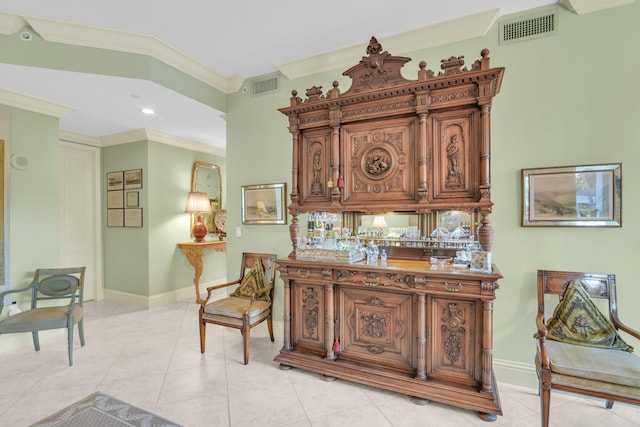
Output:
(521, 163), (621, 227)
(107, 169), (143, 227)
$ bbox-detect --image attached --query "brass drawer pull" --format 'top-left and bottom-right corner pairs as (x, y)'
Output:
(362, 274), (380, 287)
(297, 270), (311, 278)
(444, 282), (462, 292)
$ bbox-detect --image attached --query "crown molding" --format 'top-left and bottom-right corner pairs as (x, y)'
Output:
(99, 128), (225, 157)
(23, 16), (235, 94)
(144, 129), (226, 157)
(0, 12), (26, 34)
(276, 9), (500, 80)
(559, 0), (635, 14)
(0, 87), (74, 117)
(59, 129), (102, 147)
(12, 10), (501, 92)
(0, 91), (223, 155)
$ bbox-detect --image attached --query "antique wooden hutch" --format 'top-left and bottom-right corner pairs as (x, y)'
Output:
(274, 37), (505, 420)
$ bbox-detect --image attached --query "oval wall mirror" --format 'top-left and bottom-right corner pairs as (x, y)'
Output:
(191, 161), (222, 235)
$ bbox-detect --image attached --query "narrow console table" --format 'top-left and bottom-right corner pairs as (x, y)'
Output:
(177, 240), (226, 303)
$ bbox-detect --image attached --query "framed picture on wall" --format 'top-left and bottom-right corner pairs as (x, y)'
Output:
(521, 163), (621, 227)
(107, 209), (124, 227)
(124, 169), (143, 189)
(107, 190), (124, 209)
(241, 183), (287, 225)
(107, 171), (123, 191)
(126, 191), (139, 207)
(124, 208), (143, 227)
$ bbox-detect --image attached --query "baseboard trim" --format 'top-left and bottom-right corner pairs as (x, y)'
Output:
(103, 278), (227, 309)
(493, 357), (538, 389)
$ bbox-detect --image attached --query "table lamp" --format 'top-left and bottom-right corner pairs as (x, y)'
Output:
(185, 191), (212, 242)
(371, 215), (387, 237)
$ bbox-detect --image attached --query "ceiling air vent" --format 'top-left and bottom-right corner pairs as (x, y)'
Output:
(251, 76), (279, 96)
(500, 7), (558, 45)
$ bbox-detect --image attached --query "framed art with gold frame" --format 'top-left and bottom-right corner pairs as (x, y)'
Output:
(241, 183), (287, 225)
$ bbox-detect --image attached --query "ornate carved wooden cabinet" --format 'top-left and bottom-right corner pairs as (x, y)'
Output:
(275, 37), (504, 420)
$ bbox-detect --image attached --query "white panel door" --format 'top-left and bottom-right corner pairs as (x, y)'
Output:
(60, 143), (101, 301)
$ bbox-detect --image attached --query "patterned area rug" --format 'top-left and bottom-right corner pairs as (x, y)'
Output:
(30, 391), (183, 427)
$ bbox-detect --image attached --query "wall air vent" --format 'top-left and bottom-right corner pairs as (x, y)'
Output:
(500, 7), (558, 45)
(252, 76), (279, 96)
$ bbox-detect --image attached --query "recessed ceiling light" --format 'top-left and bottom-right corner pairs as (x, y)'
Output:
(141, 108), (155, 115)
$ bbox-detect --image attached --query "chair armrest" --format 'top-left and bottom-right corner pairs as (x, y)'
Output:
(611, 314), (640, 341)
(200, 279), (241, 307)
(206, 279), (240, 293)
(242, 284), (274, 316)
(66, 285), (83, 310)
(535, 311), (550, 368)
(0, 285), (35, 314)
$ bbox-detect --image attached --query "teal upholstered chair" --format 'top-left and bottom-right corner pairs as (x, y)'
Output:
(0, 267), (86, 366)
(536, 270), (640, 427)
(199, 253), (277, 365)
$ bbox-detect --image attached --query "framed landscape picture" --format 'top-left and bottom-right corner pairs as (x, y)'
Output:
(124, 169), (143, 189)
(521, 163), (621, 227)
(241, 183), (287, 225)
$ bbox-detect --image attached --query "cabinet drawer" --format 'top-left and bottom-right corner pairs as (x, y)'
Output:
(335, 268), (414, 290)
(425, 279), (481, 295)
(285, 266), (327, 281)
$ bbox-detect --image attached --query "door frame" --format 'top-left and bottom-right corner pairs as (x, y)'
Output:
(60, 141), (103, 300)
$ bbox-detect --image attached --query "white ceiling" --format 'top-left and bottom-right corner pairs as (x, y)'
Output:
(0, 0), (622, 152)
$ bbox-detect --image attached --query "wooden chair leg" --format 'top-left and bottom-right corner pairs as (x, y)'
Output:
(32, 331), (40, 352)
(242, 328), (250, 365)
(540, 384), (550, 427)
(267, 314), (274, 342)
(199, 320), (206, 353)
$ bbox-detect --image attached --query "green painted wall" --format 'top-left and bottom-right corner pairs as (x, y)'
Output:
(102, 141), (150, 296)
(1, 107), (61, 289)
(225, 3), (640, 387)
(103, 140), (226, 297)
(147, 141), (226, 296)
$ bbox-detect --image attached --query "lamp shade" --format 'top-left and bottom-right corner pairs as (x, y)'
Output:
(371, 215), (387, 228)
(185, 192), (212, 213)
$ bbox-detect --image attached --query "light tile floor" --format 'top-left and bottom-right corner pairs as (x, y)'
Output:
(1, 298), (638, 426)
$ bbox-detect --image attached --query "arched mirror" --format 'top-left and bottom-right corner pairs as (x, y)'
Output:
(191, 161), (222, 235)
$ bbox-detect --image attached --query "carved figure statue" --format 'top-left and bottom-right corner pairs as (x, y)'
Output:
(447, 135), (461, 178)
(313, 150), (321, 183)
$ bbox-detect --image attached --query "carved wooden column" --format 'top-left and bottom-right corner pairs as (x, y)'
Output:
(481, 298), (494, 393)
(280, 267), (293, 352)
(415, 293), (427, 379)
(287, 111), (301, 255)
(478, 102), (493, 251)
(288, 111), (300, 207)
(415, 82), (430, 203)
(325, 279), (336, 360)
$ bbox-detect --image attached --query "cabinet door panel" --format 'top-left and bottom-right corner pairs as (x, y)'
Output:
(300, 129), (332, 205)
(342, 118), (416, 206)
(431, 109), (480, 201)
(339, 287), (413, 374)
(292, 283), (325, 355)
(429, 297), (479, 386)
